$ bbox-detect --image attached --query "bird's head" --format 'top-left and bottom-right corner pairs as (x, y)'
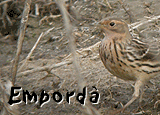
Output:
(98, 18), (131, 39)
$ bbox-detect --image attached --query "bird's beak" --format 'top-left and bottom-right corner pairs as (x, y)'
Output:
(96, 21), (104, 29)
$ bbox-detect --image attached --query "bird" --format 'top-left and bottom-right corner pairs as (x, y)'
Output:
(99, 18), (160, 112)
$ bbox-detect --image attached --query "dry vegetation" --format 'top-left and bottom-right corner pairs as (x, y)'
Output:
(0, 0), (160, 115)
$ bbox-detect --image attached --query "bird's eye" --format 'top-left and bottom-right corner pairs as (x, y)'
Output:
(110, 22), (115, 26)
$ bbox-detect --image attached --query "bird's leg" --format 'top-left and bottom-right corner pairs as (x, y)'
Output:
(121, 80), (144, 112)
(139, 86), (144, 109)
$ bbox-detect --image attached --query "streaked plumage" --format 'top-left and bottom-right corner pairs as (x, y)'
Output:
(99, 18), (160, 112)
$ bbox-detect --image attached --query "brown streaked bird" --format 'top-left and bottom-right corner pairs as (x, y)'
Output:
(99, 18), (160, 112)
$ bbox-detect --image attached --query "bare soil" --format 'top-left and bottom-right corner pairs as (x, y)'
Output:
(1, 0), (160, 115)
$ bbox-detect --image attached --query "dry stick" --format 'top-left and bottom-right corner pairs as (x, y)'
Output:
(154, 100), (160, 108)
(2, 3), (7, 28)
(18, 33), (43, 72)
(6, 15), (13, 26)
(39, 14), (61, 25)
(55, 0), (84, 90)
(129, 15), (160, 30)
(94, 0), (102, 20)
(55, 0), (100, 115)
(105, 0), (112, 9)
(0, 78), (20, 115)
(129, 15), (160, 38)
(18, 27), (55, 72)
(11, 0), (31, 85)
(35, 4), (40, 16)
(118, 0), (135, 23)
(17, 60), (72, 77)
(0, 0), (12, 6)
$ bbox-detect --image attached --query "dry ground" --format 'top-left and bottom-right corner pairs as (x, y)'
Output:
(1, 0), (160, 115)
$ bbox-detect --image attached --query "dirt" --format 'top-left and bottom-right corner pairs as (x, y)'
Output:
(1, 0), (160, 115)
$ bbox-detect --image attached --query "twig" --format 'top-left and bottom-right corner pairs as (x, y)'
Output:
(154, 100), (160, 108)
(18, 27), (55, 72)
(63, 41), (101, 60)
(94, 0), (101, 20)
(105, 0), (112, 9)
(11, 0), (31, 85)
(0, 0), (12, 6)
(43, 2), (56, 6)
(18, 33), (43, 72)
(17, 60), (72, 77)
(6, 15), (13, 26)
(2, 3), (7, 28)
(55, 0), (84, 90)
(129, 15), (160, 30)
(65, 8), (78, 21)
(118, 0), (135, 23)
(35, 3), (39, 16)
(0, 77), (20, 115)
(146, 7), (152, 14)
(55, 0), (101, 115)
(39, 14), (61, 25)
(98, 1), (107, 7)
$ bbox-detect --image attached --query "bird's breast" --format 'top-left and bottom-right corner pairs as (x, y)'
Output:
(99, 38), (137, 81)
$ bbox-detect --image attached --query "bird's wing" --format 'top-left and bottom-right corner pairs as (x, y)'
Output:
(125, 38), (160, 61)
